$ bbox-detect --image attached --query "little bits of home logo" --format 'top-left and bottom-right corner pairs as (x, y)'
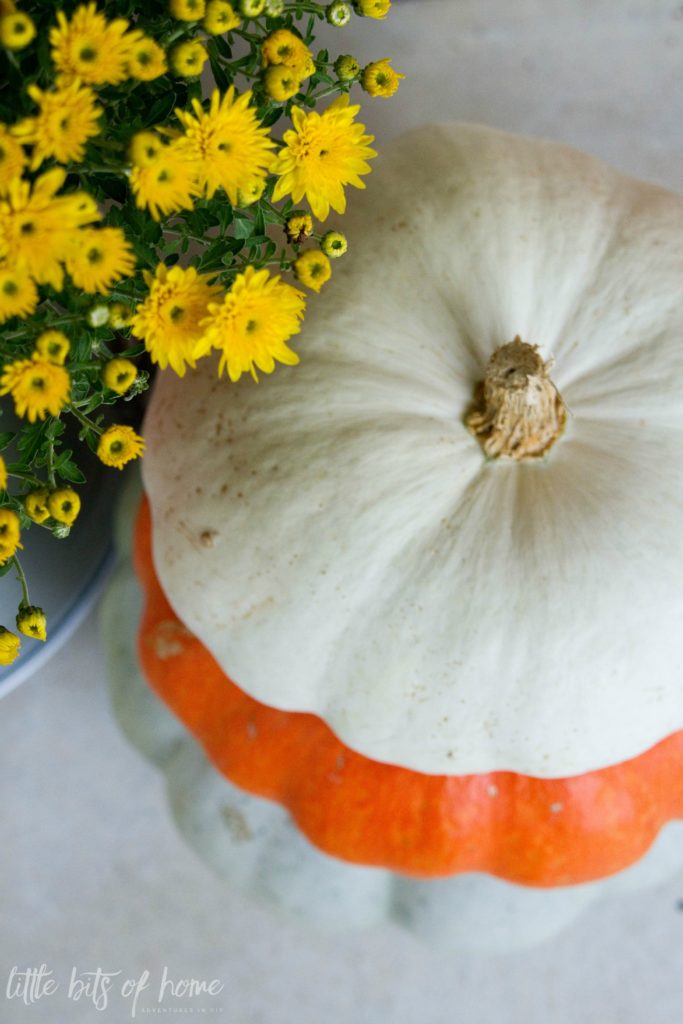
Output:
(6, 964), (224, 1017)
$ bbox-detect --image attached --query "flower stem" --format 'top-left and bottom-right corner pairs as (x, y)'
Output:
(68, 405), (103, 436)
(11, 555), (30, 610)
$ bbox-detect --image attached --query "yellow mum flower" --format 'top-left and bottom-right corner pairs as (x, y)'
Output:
(261, 29), (313, 77)
(35, 330), (70, 365)
(241, 0), (265, 14)
(97, 424), (145, 470)
(294, 249), (331, 292)
(170, 0), (206, 19)
(203, 0), (240, 33)
(321, 229), (347, 257)
(170, 39), (208, 77)
(235, 178), (266, 206)
(128, 131), (163, 166)
(131, 264), (222, 377)
(0, 168), (99, 290)
(129, 138), (200, 221)
(102, 358), (136, 394)
(127, 37), (168, 81)
(0, 626), (20, 665)
(196, 265), (306, 382)
(109, 303), (134, 329)
(16, 605), (47, 642)
(65, 227), (135, 294)
(24, 489), (50, 524)
(0, 356), (71, 422)
(50, 3), (142, 86)
(361, 58), (404, 98)
(354, 0), (391, 17)
(0, 11), (35, 49)
(0, 508), (21, 563)
(285, 213), (313, 243)
(13, 81), (101, 170)
(0, 264), (38, 324)
(0, 124), (25, 194)
(174, 87), (276, 202)
(271, 95), (376, 221)
(0, 454), (6, 490)
(48, 487), (81, 526)
(264, 65), (301, 102)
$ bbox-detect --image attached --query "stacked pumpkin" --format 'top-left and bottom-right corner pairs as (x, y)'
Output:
(135, 123), (683, 895)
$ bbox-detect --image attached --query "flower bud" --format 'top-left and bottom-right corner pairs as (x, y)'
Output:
(240, 0), (266, 15)
(334, 54), (360, 80)
(326, 0), (352, 26)
(16, 606), (47, 642)
(321, 230), (348, 258)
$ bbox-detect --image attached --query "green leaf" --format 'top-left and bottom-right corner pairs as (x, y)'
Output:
(56, 461), (87, 485)
(144, 91), (178, 127)
(234, 217), (255, 239)
(0, 432), (16, 451)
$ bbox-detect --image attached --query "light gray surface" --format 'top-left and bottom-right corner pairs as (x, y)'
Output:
(1, 614), (683, 1023)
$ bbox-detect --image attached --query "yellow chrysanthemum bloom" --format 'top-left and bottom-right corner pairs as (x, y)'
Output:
(50, 3), (140, 86)
(0, 168), (99, 290)
(16, 605), (47, 642)
(127, 37), (168, 81)
(0, 454), (6, 490)
(24, 489), (50, 524)
(203, 0), (240, 33)
(174, 87), (276, 202)
(48, 488), (81, 526)
(35, 330), (70, 365)
(196, 265), (306, 382)
(65, 227), (135, 294)
(129, 139), (201, 221)
(170, 0), (205, 19)
(285, 213), (313, 243)
(131, 264), (222, 377)
(102, 358), (136, 394)
(294, 249), (331, 292)
(0, 11), (35, 49)
(0, 356), (71, 422)
(97, 424), (145, 470)
(235, 178), (266, 206)
(0, 124), (25, 194)
(170, 39), (208, 77)
(264, 65), (301, 102)
(128, 131), (163, 166)
(0, 508), (21, 563)
(240, 0), (265, 14)
(0, 264), (38, 324)
(0, 626), (20, 665)
(355, 0), (391, 17)
(261, 29), (313, 78)
(321, 229), (347, 257)
(13, 81), (101, 170)
(109, 303), (134, 329)
(271, 95), (377, 221)
(361, 58), (405, 98)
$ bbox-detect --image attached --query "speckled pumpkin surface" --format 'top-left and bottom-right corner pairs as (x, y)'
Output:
(135, 498), (683, 886)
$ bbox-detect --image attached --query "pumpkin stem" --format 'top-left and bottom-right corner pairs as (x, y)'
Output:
(465, 337), (567, 460)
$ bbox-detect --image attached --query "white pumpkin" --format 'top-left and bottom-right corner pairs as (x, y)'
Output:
(100, 510), (683, 952)
(142, 122), (683, 777)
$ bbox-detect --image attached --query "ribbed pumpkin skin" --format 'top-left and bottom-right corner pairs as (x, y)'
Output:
(136, 498), (683, 886)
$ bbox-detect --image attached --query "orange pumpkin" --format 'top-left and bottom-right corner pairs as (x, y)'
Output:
(135, 498), (683, 887)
